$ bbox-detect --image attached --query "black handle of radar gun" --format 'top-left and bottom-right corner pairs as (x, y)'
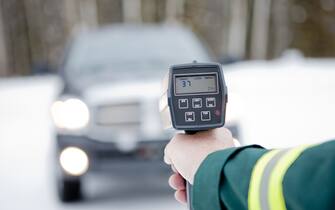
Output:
(186, 182), (193, 210)
(183, 130), (202, 210)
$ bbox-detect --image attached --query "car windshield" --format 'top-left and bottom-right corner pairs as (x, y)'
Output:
(64, 26), (210, 87)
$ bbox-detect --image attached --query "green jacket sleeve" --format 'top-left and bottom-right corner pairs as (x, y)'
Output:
(283, 141), (335, 210)
(193, 145), (267, 210)
(192, 140), (335, 210)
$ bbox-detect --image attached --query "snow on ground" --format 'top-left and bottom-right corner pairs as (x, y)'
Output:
(0, 76), (183, 210)
(225, 57), (335, 148)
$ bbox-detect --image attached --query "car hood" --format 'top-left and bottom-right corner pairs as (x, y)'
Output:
(82, 79), (162, 106)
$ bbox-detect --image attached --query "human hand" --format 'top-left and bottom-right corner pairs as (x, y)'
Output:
(164, 127), (238, 204)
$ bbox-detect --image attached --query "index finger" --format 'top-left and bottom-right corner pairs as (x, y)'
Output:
(164, 154), (172, 165)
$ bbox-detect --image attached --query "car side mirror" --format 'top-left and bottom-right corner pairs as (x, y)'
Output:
(218, 56), (241, 65)
(31, 63), (55, 75)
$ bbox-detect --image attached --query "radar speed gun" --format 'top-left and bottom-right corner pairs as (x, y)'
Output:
(159, 62), (228, 210)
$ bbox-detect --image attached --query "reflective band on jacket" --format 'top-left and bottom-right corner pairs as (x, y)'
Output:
(248, 145), (311, 210)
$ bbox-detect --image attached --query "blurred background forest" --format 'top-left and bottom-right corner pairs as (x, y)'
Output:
(0, 0), (334, 76)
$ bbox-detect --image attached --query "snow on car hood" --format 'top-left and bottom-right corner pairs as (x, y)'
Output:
(82, 79), (162, 105)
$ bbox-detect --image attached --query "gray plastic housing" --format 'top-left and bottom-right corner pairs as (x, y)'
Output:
(160, 62), (227, 132)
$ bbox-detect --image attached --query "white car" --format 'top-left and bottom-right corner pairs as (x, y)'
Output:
(50, 24), (211, 202)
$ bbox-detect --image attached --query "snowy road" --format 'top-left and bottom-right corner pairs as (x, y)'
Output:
(0, 76), (184, 210)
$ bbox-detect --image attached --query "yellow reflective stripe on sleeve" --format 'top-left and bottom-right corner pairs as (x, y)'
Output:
(268, 145), (311, 210)
(248, 150), (280, 210)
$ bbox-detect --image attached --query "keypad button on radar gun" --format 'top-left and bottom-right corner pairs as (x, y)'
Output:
(159, 61), (227, 210)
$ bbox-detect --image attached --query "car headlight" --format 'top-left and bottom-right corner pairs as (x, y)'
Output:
(51, 98), (90, 130)
(59, 147), (89, 176)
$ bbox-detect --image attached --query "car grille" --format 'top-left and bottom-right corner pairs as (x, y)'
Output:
(95, 140), (168, 161)
(94, 102), (141, 130)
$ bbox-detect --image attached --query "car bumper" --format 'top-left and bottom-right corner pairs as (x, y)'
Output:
(56, 134), (170, 175)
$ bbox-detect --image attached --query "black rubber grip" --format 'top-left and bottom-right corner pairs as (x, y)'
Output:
(186, 182), (193, 210)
